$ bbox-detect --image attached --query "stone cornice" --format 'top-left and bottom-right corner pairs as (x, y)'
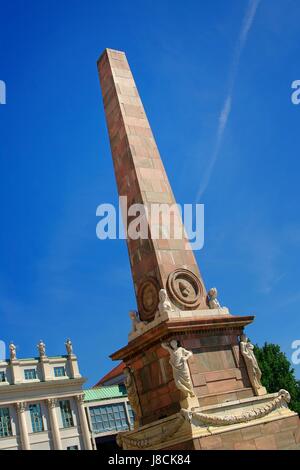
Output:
(0, 376), (86, 400)
(111, 315), (254, 361)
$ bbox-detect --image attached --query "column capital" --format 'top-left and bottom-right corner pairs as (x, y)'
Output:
(16, 401), (27, 413)
(47, 398), (58, 408)
(76, 394), (85, 405)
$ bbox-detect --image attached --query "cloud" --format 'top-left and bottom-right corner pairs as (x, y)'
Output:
(196, 0), (261, 200)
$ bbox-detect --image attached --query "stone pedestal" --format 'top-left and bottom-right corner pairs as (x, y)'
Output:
(112, 313), (300, 449)
(40, 357), (52, 381)
(112, 313), (255, 426)
(67, 354), (81, 379)
(10, 360), (22, 384)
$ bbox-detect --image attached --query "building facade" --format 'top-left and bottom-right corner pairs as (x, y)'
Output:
(84, 385), (133, 450)
(0, 341), (92, 450)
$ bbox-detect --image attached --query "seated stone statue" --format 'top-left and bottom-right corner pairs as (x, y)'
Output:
(157, 289), (174, 317)
(207, 287), (221, 309)
(129, 310), (146, 334)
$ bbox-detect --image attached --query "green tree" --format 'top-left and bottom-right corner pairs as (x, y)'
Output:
(253, 342), (300, 414)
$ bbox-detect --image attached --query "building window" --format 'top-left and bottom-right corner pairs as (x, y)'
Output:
(0, 371), (6, 383)
(127, 403), (135, 427)
(59, 400), (74, 428)
(89, 403), (129, 434)
(29, 403), (44, 433)
(67, 445), (78, 450)
(0, 408), (12, 438)
(24, 369), (37, 380)
(54, 366), (65, 377)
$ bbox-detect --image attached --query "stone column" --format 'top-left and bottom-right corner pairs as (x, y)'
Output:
(47, 398), (62, 450)
(76, 395), (92, 450)
(16, 402), (30, 450)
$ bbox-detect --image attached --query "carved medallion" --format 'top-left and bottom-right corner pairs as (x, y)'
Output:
(137, 278), (160, 321)
(167, 269), (203, 309)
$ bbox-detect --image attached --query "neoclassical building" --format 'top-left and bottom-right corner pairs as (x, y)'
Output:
(0, 340), (92, 450)
(83, 363), (134, 450)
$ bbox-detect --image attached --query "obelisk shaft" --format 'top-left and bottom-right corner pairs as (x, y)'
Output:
(98, 49), (206, 320)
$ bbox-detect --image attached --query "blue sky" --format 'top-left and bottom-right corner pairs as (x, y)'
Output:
(0, 0), (299, 386)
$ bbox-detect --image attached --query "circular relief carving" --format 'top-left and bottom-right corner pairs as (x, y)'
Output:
(167, 269), (203, 309)
(137, 277), (160, 322)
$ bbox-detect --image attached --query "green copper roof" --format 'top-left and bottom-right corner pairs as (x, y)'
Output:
(84, 385), (127, 402)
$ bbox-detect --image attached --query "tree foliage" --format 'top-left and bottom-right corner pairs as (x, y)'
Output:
(253, 342), (300, 414)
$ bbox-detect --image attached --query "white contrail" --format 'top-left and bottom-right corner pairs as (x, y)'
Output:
(196, 0), (261, 201)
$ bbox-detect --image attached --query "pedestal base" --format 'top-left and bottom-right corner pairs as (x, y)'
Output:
(117, 391), (300, 450)
(113, 313), (255, 426)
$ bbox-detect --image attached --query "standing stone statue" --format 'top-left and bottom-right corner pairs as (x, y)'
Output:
(65, 338), (73, 356)
(9, 342), (17, 360)
(240, 334), (267, 396)
(207, 287), (221, 309)
(37, 340), (46, 358)
(123, 367), (141, 429)
(161, 340), (195, 398)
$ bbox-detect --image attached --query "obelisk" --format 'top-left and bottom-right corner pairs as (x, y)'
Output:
(97, 49), (300, 450)
(98, 48), (207, 321)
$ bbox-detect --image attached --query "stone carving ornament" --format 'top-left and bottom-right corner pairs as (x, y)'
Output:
(123, 366), (142, 429)
(181, 389), (290, 427)
(167, 269), (203, 310)
(137, 278), (160, 321)
(240, 334), (266, 396)
(161, 340), (195, 398)
(116, 414), (185, 450)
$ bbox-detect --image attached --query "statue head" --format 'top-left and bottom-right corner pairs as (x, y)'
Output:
(240, 334), (248, 343)
(208, 287), (217, 299)
(170, 339), (180, 350)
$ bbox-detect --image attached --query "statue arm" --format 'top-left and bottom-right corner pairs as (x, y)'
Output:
(161, 342), (172, 353)
(183, 349), (193, 360)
